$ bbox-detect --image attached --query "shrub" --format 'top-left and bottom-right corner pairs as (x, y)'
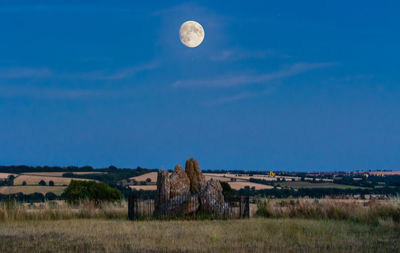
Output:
(62, 172), (74, 177)
(22, 181), (27, 186)
(45, 192), (58, 200)
(39, 180), (46, 186)
(256, 199), (272, 217)
(220, 181), (235, 198)
(49, 180), (55, 186)
(63, 180), (123, 205)
(145, 178), (151, 183)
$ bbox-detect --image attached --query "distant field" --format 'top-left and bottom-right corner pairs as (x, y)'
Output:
(277, 181), (366, 189)
(229, 181), (274, 190)
(21, 171), (106, 177)
(130, 172), (158, 182)
(129, 185), (157, 190)
(0, 173), (17, 179)
(0, 219), (398, 252)
(204, 174), (232, 182)
(13, 175), (92, 186)
(0, 186), (66, 195)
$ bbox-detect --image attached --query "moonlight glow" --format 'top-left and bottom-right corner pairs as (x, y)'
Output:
(179, 21), (205, 48)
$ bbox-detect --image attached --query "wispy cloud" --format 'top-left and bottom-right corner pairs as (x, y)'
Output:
(0, 85), (135, 100)
(204, 89), (275, 106)
(0, 67), (53, 79)
(209, 49), (285, 61)
(204, 92), (258, 106)
(0, 62), (159, 81)
(67, 62), (159, 81)
(173, 62), (336, 88)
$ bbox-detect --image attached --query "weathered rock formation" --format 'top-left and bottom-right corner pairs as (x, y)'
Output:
(154, 170), (170, 214)
(154, 158), (229, 217)
(199, 179), (230, 216)
(169, 165), (190, 198)
(185, 158), (206, 194)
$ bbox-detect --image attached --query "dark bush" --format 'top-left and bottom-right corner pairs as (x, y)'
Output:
(22, 181), (27, 186)
(39, 180), (46, 186)
(63, 180), (123, 205)
(62, 172), (74, 177)
(49, 180), (54, 186)
(45, 192), (58, 200)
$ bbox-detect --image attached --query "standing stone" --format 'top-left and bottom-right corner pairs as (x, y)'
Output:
(155, 170), (170, 212)
(199, 179), (230, 217)
(169, 165), (191, 198)
(185, 158), (206, 194)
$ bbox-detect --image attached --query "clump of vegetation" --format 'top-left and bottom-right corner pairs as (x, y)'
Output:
(256, 198), (400, 223)
(63, 180), (123, 205)
(220, 181), (235, 199)
(0, 201), (127, 222)
(39, 180), (46, 186)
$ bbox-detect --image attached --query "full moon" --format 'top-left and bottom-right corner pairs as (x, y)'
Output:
(179, 21), (205, 48)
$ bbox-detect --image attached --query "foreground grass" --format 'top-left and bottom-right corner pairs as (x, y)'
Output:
(0, 218), (399, 252)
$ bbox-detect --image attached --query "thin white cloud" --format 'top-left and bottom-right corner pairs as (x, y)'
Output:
(173, 62), (336, 88)
(68, 62), (160, 81)
(0, 85), (135, 100)
(0, 62), (159, 81)
(209, 49), (278, 61)
(0, 67), (52, 79)
(204, 89), (275, 106)
(204, 92), (258, 106)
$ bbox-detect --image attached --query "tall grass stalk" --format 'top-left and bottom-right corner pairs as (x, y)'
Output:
(0, 200), (127, 222)
(256, 198), (400, 223)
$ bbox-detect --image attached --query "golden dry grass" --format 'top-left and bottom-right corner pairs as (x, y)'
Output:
(0, 201), (127, 222)
(13, 175), (92, 186)
(229, 181), (273, 190)
(129, 185), (157, 191)
(0, 173), (17, 179)
(204, 174), (233, 182)
(22, 171), (106, 177)
(0, 218), (398, 252)
(256, 198), (400, 223)
(0, 186), (66, 195)
(130, 172), (158, 182)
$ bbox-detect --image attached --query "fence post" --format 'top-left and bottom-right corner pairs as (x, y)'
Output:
(128, 195), (135, 220)
(244, 196), (250, 218)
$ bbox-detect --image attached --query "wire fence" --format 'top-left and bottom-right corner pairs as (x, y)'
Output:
(128, 192), (251, 220)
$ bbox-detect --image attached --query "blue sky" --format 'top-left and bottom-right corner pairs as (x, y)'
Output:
(0, 1), (399, 171)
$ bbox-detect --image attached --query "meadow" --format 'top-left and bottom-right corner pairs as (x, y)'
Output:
(0, 218), (398, 252)
(0, 186), (66, 195)
(0, 198), (399, 252)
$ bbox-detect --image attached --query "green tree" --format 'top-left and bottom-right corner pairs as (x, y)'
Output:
(39, 180), (46, 186)
(49, 180), (55, 186)
(22, 181), (27, 186)
(63, 180), (123, 205)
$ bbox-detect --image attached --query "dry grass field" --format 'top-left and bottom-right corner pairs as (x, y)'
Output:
(0, 218), (398, 252)
(0, 186), (66, 195)
(129, 185), (157, 191)
(130, 172), (158, 183)
(13, 174), (92, 186)
(0, 173), (17, 179)
(277, 181), (366, 189)
(204, 174), (235, 182)
(0, 198), (398, 252)
(21, 171), (106, 177)
(228, 181), (274, 190)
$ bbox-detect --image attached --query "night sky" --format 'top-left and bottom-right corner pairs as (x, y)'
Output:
(0, 1), (399, 171)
